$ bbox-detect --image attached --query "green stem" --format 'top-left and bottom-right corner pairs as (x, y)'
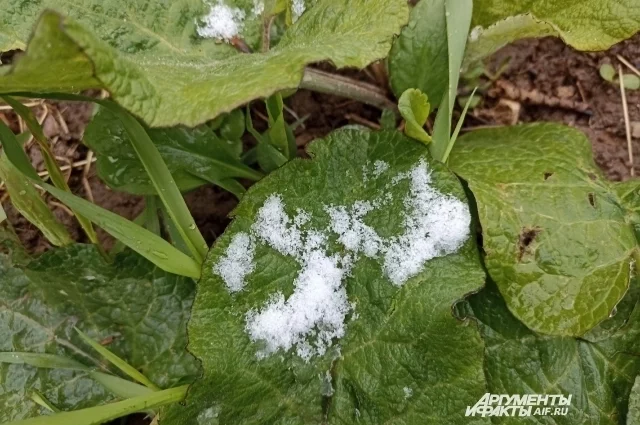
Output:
(300, 68), (397, 112)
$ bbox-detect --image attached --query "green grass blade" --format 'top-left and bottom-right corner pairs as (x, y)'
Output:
(75, 328), (161, 391)
(89, 372), (154, 399)
(442, 86), (478, 163)
(100, 101), (207, 263)
(0, 154), (73, 247)
(0, 352), (86, 369)
(142, 196), (161, 236)
(30, 390), (60, 413)
(430, 0), (473, 161)
(0, 202), (7, 223)
(37, 181), (201, 278)
(2, 95), (101, 247)
(5, 385), (188, 425)
(0, 121), (39, 180)
(0, 352), (152, 399)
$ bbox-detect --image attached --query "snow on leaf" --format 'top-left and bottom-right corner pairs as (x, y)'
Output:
(162, 129), (487, 425)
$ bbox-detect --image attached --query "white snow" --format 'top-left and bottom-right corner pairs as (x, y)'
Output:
(382, 160), (470, 285)
(403, 387), (413, 399)
(292, 0), (306, 21)
(246, 198), (351, 360)
(252, 0), (264, 16)
(197, 2), (246, 41)
(212, 157), (471, 361)
(213, 232), (255, 292)
(372, 160), (389, 177)
(469, 25), (484, 42)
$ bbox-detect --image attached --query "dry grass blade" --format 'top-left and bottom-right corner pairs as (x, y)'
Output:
(617, 55), (640, 78)
(619, 65), (635, 177)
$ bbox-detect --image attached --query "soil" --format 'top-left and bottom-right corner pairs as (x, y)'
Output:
(2, 35), (640, 253)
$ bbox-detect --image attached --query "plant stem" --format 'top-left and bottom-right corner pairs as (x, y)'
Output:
(300, 68), (397, 112)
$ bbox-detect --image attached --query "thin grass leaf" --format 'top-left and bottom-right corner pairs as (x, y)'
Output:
(2, 95), (101, 248)
(99, 101), (207, 264)
(0, 122), (39, 180)
(36, 181), (201, 278)
(0, 154), (72, 246)
(0, 352), (87, 370)
(30, 390), (60, 413)
(443, 86), (478, 163)
(160, 203), (192, 257)
(5, 385), (188, 425)
(0, 352), (152, 399)
(142, 196), (161, 236)
(431, 0), (473, 161)
(0, 202), (7, 223)
(75, 328), (161, 391)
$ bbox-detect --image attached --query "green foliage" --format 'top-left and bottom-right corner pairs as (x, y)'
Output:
(389, 0), (449, 106)
(398, 88), (432, 144)
(0, 244), (198, 422)
(84, 106), (261, 199)
(162, 129), (486, 424)
(450, 123), (639, 336)
(462, 279), (640, 424)
(472, 0), (640, 51)
(0, 0), (409, 127)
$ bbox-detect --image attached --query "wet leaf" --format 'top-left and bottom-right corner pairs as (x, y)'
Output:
(162, 129), (487, 424)
(0, 0), (408, 127)
(450, 123), (639, 336)
(0, 245), (199, 422)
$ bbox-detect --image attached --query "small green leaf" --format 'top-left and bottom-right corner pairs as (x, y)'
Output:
(599, 63), (616, 82)
(75, 329), (161, 391)
(624, 74), (640, 90)
(450, 123), (638, 336)
(398, 88), (431, 144)
(218, 108), (246, 142)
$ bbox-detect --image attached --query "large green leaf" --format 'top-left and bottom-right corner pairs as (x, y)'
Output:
(162, 129), (487, 424)
(629, 377), (640, 425)
(0, 0), (408, 127)
(471, 0), (640, 51)
(388, 0), (448, 105)
(84, 106), (262, 197)
(449, 124), (639, 336)
(462, 279), (640, 424)
(0, 244), (199, 422)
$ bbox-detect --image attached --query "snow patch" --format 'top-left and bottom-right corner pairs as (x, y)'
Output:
(292, 0), (306, 21)
(469, 25), (484, 42)
(212, 157), (470, 361)
(213, 232), (255, 292)
(252, 0), (264, 16)
(246, 196), (351, 360)
(403, 386), (413, 399)
(197, 1), (246, 41)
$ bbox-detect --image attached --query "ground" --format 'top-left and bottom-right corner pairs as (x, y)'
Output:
(1, 35), (640, 253)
